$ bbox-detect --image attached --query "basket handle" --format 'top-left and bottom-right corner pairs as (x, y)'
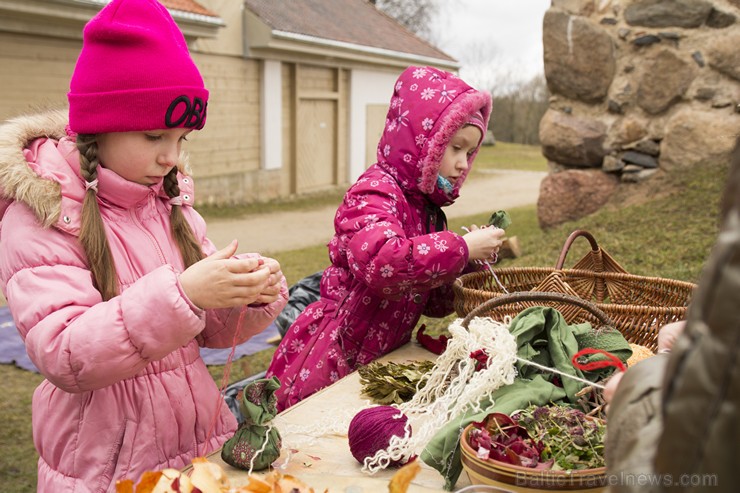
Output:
(555, 230), (599, 269)
(461, 291), (615, 329)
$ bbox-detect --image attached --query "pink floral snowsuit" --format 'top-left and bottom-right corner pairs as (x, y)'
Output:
(267, 66), (492, 411)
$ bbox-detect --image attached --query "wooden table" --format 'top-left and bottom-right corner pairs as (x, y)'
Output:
(206, 342), (472, 492)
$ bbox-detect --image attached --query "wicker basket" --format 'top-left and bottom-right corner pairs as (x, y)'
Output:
(453, 230), (697, 351)
(461, 291), (615, 330)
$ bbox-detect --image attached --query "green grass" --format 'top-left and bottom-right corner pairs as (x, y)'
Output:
(0, 366), (43, 492)
(0, 144), (726, 492)
(472, 141), (548, 173)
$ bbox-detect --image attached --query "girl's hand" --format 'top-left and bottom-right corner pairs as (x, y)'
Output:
(179, 240), (272, 309)
(603, 320), (684, 415)
(463, 225), (505, 261)
(603, 371), (625, 415)
(657, 320), (685, 354)
(253, 257), (285, 305)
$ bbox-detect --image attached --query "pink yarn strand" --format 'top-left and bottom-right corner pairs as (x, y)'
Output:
(201, 308), (247, 456)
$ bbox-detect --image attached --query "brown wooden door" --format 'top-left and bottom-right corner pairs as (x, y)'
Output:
(296, 98), (337, 193)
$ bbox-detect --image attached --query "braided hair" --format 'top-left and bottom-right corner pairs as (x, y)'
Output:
(76, 135), (204, 301)
(162, 166), (205, 268)
(77, 134), (119, 301)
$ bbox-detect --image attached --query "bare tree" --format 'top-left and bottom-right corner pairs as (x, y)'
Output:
(369, 0), (440, 42)
(491, 74), (549, 145)
(371, 1), (547, 145)
(452, 39), (506, 93)
(446, 38), (547, 144)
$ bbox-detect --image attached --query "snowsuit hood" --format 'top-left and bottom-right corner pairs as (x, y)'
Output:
(376, 65), (491, 206)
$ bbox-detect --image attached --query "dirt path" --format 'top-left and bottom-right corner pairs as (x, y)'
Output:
(205, 170), (546, 254)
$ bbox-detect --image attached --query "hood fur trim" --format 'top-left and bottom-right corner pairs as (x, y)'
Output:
(0, 109), (68, 227)
(419, 90), (492, 195)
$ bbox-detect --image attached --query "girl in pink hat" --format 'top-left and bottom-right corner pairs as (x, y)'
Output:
(267, 65), (504, 411)
(0, 0), (287, 490)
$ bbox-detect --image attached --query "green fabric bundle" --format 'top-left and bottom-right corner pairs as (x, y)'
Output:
(420, 306), (632, 490)
(221, 376), (282, 471)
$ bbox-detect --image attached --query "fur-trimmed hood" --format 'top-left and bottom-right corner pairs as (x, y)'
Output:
(0, 109), (196, 236)
(0, 109), (68, 228)
(375, 66), (492, 207)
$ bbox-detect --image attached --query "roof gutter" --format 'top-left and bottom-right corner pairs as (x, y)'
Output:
(272, 30), (459, 70)
(169, 10), (224, 28)
(66, 0), (226, 38)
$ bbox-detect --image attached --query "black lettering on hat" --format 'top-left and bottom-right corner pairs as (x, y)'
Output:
(185, 97), (206, 129)
(165, 96), (206, 129)
(196, 102), (207, 130)
(166, 95), (190, 127)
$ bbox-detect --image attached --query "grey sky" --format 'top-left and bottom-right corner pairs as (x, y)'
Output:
(431, 0), (551, 91)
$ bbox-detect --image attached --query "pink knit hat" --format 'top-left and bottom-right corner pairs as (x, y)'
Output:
(68, 0), (209, 134)
(465, 109), (487, 142)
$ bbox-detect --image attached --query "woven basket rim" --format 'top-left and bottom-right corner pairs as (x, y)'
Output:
(455, 268), (697, 290)
(453, 292), (692, 313)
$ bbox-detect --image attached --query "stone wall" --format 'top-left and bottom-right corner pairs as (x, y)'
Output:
(537, 0), (740, 229)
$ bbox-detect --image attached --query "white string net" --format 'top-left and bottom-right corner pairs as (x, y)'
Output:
(362, 316), (518, 473)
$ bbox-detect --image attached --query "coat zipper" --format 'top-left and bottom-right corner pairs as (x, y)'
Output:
(129, 198), (167, 266)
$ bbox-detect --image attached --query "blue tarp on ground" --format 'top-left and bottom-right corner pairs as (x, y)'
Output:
(0, 305), (278, 373)
(0, 305), (37, 372)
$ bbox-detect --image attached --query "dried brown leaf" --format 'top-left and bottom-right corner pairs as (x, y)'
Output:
(388, 460), (421, 493)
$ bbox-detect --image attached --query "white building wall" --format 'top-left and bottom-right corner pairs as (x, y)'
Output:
(349, 69), (401, 181)
(261, 60), (283, 171)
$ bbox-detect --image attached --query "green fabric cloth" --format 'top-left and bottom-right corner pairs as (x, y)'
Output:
(221, 377), (282, 471)
(420, 306), (632, 490)
(512, 306), (632, 400)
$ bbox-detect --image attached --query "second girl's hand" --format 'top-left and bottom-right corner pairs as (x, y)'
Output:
(461, 225), (509, 294)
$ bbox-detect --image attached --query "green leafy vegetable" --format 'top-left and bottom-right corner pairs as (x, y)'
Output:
(514, 405), (606, 470)
(488, 210), (511, 230)
(468, 404), (606, 471)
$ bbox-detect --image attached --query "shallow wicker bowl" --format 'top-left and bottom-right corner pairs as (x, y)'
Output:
(460, 423), (607, 492)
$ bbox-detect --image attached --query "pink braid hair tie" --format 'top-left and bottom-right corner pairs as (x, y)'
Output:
(84, 179), (98, 193)
(169, 196), (183, 207)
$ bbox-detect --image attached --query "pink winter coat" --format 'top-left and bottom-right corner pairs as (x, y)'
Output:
(0, 110), (288, 492)
(267, 66), (492, 410)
